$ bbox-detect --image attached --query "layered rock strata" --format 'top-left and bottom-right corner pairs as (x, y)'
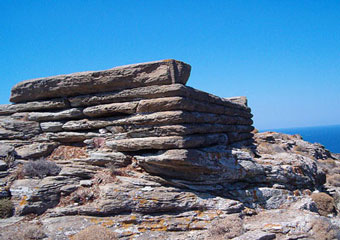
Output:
(1, 59), (254, 185)
(1, 60), (339, 240)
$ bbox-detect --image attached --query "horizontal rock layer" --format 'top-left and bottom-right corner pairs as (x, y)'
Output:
(106, 134), (229, 151)
(68, 84), (250, 110)
(10, 60), (191, 103)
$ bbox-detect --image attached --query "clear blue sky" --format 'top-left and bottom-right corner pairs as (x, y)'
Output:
(1, 0), (339, 130)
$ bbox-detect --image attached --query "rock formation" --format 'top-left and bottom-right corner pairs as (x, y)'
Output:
(0, 60), (339, 239)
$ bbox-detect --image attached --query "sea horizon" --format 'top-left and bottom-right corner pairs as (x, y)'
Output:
(260, 124), (340, 154)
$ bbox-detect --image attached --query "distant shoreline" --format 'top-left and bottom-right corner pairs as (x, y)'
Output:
(260, 124), (340, 154)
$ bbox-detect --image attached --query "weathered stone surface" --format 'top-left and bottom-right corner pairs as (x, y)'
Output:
(15, 142), (59, 159)
(226, 187), (297, 209)
(106, 124), (254, 138)
(87, 152), (131, 167)
(58, 166), (96, 179)
(25, 108), (84, 122)
(109, 111), (253, 126)
(234, 230), (275, 240)
(62, 119), (111, 131)
(69, 83), (250, 111)
(3, 129), (340, 240)
(0, 129), (26, 140)
(48, 175), (244, 217)
(38, 213), (218, 239)
(79, 180), (93, 187)
(242, 209), (337, 239)
(10, 176), (72, 215)
(10, 60), (191, 103)
(46, 132), (108, 143)
(0, 217), (24, 229)
(62, 111), (253, 131)
(83, 101), (138, 117)
(225, 96), (248, 107)
(60, 184), (78, 195)
(255, 131), (333, 160)
(0, 98), (67, 115)
(134, 146), (264, 183)
(0, 117), (41, 140)
(0, 144), (15, 158)
(40, 122), (64, 132)
(136, 96), (252, 117)
(68, 84), (188, 107)
(106, 134), (228, 151)
(254, 132), (327, 189)
(228, 132), (254, 143)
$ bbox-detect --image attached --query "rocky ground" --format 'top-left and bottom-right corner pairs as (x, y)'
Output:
(1, 131), (340, 240)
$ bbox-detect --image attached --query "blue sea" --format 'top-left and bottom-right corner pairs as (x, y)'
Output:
(261, 125), (340, 154)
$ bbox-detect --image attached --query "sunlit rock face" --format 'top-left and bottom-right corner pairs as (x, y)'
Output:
(0, 60), (339, 240)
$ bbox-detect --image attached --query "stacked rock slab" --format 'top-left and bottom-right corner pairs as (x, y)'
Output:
(1, 59), (254, 184)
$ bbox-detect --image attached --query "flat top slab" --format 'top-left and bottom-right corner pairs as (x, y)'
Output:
(10, 59), (191, 103)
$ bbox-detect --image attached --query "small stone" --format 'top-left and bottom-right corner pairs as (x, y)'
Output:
(141, 186), (153, 191)
(40, 122), (64, 132)
(98, 128), (108, 134)
(80, 180), (93, 187)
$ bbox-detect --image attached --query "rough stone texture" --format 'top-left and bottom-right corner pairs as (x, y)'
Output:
(135, 146), (263, 184)
(234, 230), (276, 240)
(48, 175), (244, 217)
(106, 134), (229, 151)
(62, 111), (252, 132)
(26, 108), (84, 122)
(10, 176), (74, 215)
(83, 101), (139, 117)
(40, 122), (64, 132)
(225, 96), (248, 107)
(0, 144), (15, 158)
(1, 60), (338, 240)
(105, 124), (254, 140)
(0, 117), (41, 140)
(45, 132), (109, 143)
(0, 98), (67, 115)
(87, 152), (132, 167)
(253, 132), (327, 189)
(10, 60), (191, 103)
(15, 142), (59, 159)
(136, 96), (252, 117)
(68, 84), (250, 111)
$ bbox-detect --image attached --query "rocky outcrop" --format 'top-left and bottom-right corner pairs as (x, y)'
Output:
(0, 60), (339, 240)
